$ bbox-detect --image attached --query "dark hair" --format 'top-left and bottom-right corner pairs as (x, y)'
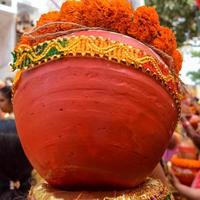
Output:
(0, 86), (12, 103)
(0, 132), (33, 199)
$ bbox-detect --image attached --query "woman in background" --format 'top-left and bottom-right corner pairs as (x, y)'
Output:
(0, 80), (5, 119)
(0, 131), (32, 200)
(0, 85), (16, 133)
(0, 85), (13, 115)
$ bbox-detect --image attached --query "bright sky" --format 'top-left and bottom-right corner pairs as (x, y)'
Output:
(180, 44), (200, 85)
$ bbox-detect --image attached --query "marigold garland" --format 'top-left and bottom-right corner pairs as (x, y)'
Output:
(172, 50), (183, 73)
(17, 0), (182, 73)
(127, 6), (159, 43)
(37, 11), (60, 26)
(171, 155), (200, 169)
(150, 26), (177, 55)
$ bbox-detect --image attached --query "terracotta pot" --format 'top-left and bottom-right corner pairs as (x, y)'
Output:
(13, 30), (178, 189)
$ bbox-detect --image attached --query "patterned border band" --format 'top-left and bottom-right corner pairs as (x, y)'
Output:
(11, 35), (181, 114)
(28, 178), (171, 200)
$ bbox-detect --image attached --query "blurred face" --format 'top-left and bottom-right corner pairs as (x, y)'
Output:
(0, 92), (12, 113)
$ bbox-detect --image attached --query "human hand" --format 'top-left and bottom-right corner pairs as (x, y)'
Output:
(168, 165), (183, 189)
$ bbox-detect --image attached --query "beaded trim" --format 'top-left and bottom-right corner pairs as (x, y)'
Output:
(28, 178), (171, 200)
(11, 35), (181, 114)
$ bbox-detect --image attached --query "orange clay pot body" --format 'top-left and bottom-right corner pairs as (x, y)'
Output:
(13, 30), (178, 189)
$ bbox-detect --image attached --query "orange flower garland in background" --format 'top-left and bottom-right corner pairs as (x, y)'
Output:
(18, 0), (182, 73)
(172, 50), (183, 73)
(127, 6), (159, 42)
(171, 155), (200, 185)
(171, 155), (200, 169)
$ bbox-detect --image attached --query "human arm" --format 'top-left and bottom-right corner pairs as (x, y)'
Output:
(151, 163), (168, 185)
(172, 171), (200, 200)
(180, 116), (200, 149)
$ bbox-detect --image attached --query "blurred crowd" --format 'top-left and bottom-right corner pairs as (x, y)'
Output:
(161, 92), (200, 199)
(0, 78), (33, 200)
(0, 77), (17, 133)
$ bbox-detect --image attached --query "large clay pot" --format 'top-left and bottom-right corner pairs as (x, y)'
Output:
(13, 30), (178, 189)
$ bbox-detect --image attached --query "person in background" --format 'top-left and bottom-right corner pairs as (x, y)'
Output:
(4, 77), (13, 87)
(0, 86), (13, 117)
(0, 80), (5, 88)
(181, 115), (200, 150)
(170, 115), (200, 199)
(0, 85), (17, 132)
(0, 80), (5, 119)
(162, 132), (180, 163)
(0, 131), (32, 200)
(172, 171), (200, 200)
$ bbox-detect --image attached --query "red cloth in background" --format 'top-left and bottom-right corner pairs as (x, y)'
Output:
(196, 0), (200, 8)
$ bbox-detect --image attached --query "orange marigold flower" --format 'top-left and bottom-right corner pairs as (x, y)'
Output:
(105, 0), (133, 32)
(17, 0), (179, 68)
(172, 50), (183, 73)
(17, 35), (35, 48)
(171, 155), (200, 169)
(150, 26), (177, 55)
(127, 6), (160, 43)
(36, 11), (61, 35)
(37, 11), (60, 26)
(60, 0), (83, 24)
(62, 0), (133, 32)
(18, 11), (62, 46)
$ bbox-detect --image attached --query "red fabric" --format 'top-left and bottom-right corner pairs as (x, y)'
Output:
(196, 0), (200, 8)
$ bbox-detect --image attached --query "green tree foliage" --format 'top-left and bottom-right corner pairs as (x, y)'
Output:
(145, 0), (198, 46)
(187, 69), (200, 84)
(186, 50), (200, 84)
(192, 50), (200, 57)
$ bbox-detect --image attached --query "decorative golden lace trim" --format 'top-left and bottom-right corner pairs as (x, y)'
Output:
(11, 35), (181, 113)
(28, 178), (171, 200)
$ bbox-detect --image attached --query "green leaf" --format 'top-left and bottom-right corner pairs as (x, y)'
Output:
(46, 47), (59, 57)
(59, 38), (68, 48)
(187, 69), (200, 84)
(42, 42), (48, 49)
(35, 45), (43, 55)
(11, 52), (17, 63)
(191, 51), (200, 57)
(25, 57), (31, 66)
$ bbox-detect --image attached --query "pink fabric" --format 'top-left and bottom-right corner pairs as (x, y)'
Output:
(192, 170), (200, 188)
(162, 148), (178, 162)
